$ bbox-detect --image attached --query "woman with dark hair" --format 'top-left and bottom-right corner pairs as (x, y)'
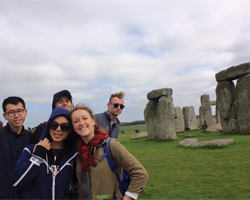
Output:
(13, 108), (78, 199)
(70, 104), (148, 200)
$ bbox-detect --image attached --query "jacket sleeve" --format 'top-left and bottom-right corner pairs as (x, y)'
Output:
(109, 139), (149, 194)
(12, 145), (44, 189)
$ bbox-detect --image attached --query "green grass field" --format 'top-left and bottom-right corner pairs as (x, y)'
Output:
(119, 124), (250, 200)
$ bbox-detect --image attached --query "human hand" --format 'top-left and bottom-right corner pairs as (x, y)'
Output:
(33, 138), (51, 152)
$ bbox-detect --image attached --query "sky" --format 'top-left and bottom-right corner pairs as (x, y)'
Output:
(0, 0), (250, 128)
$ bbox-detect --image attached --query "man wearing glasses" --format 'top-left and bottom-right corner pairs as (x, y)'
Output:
(95, 91), (125, 138)
(0, 96), (32, 199)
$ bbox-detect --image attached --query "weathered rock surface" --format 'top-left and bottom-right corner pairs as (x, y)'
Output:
(216, 81), (238, 132)
(147, 88), (172, 100)
(144, 100), (158, 139)
(182, 106), (197, 130)
(144, 88), (177, 140)
(174, 107), (185, 132)
(215, 62), (250, 82)
(179, 138), (199, 146)
(179, 138), (234, 147)
(199, 94), (213, 127)
(234, 74), (250, 132)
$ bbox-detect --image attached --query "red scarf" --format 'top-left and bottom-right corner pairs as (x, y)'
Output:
(77, 131), (108, 176)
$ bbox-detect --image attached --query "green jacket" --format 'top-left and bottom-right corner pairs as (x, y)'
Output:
(76, 138), (148, 199)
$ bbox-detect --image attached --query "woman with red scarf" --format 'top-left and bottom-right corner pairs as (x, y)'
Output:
(70, 104), (148, 200)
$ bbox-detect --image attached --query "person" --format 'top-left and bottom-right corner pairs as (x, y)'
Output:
(31, 89), (73, 143)
(201, 120), (208, 133)
(0, 120), (3, 129)
(95, 91), (125, 138)
(12, 107), (78, 199)
(70, 104), (148, 200)
(0, 96), (32, 199)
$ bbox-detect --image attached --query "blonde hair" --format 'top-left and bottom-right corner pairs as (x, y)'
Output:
(109, 91), (125, 103)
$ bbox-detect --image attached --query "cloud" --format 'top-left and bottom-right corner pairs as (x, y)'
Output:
(0, 0), (250, 127)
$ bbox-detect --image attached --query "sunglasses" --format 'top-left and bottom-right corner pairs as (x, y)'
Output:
(49, 121), (71, 132)
(110, 103), (125, 109)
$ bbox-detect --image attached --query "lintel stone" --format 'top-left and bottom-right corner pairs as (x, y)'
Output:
(215, 62), (250, 82)
(147, 88), (172, 100)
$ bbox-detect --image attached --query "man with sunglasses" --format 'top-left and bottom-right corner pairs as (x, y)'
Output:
(95, 91), (125, 138)
(0, 96), (32, 199)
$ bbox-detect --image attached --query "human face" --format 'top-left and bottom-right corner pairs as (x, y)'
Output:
(55, 95), (72, 111)
(3, 102), (27, 132)
(71, 109), (96, 143)
(49, 116), (70, 149)
(107, 97), (124, 118)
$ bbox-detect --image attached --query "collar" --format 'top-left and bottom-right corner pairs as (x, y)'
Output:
(6, 123), (25, 136)
(105, 110), (120, 124)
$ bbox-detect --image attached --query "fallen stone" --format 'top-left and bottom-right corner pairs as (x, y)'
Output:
(179, 138), (199, 146)
(179, 138), (234, 147)
(130, 132), (148, 139)
(205, 123), (222, 133)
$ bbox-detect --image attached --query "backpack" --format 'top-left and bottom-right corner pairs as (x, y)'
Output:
(103, 138), (131, 197)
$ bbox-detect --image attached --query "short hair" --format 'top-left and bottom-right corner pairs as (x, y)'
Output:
(2, 96), (26, 113)
(109, 91), (125, 103)
(69, 103), (106, 134)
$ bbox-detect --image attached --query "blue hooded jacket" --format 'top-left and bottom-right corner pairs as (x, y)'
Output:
(12, 108), (78, 200)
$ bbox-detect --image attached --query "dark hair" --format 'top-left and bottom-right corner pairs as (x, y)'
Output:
(2, 96), (26, 113)
(46, 114), (78, 152)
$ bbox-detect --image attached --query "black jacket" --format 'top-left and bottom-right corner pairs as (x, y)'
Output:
(0, 124), (32, 199)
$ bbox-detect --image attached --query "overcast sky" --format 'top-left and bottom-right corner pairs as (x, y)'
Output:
(0, 0), (250, 128)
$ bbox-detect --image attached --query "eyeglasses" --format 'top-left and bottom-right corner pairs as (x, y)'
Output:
(49, 121), (71, 132)
(110, 103), (125, 109)
(6, 109), (25, 117)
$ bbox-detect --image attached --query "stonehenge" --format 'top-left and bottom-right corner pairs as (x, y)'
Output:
(143, 62), (250, 137)
(215, 62), (250, 133)
(144, 88), (201, 140)
(144, 88), (177, 140)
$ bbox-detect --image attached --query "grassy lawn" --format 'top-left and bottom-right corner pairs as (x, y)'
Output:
(119, 125), (250, 200)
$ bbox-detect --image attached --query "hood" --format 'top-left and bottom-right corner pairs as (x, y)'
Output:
(39, 107), (71, 141)
(52, 90), (72, 110)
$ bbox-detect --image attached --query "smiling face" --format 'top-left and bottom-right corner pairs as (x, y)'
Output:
(49, 116), (70, 149)
(71, 109), (96, 143)
(3, 102), (27, 133)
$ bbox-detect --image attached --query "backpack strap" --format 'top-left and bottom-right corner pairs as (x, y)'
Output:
(103, 137), (126, 196)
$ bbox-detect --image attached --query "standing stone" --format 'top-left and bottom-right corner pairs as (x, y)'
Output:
(216, 81), (239, 132)
(182, 106), (198, 130)
(235, 74), (250, 132)
(144, 88), (177, 140)
(157, 96), (177, 140)
(144, 100), (158, 139)
(174, 107), (185, 132)
(200, 94), (213, 127)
